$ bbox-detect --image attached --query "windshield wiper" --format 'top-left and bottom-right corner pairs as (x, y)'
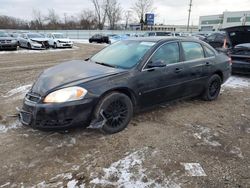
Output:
(95, 62), (117, 68)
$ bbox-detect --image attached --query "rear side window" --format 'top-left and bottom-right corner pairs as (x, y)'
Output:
(182, 42), (204, 61)
(204, 46), (215, 57)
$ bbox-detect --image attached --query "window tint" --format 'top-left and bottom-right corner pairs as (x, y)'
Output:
(182, 42), (204, 61)
(215, 34), (225, 42)
(150, 42), (180, 64)
(204, 46), (215, 57)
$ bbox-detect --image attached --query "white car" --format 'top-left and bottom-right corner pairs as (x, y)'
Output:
(47, 33), (73, 48)
(18, 33), (49, 49)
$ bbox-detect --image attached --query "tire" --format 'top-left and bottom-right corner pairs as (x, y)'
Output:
(93, 92), (133, 134)
(53, 43), (57, 49)
(202, 74), (222, 101)
(27, 43), (31, 49)
(17, 41), (20, 47)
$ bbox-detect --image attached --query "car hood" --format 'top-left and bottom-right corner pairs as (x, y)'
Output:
(30, 38), (48, 42)
(224, 26), (250, 47)
(31, 60), (125, 96)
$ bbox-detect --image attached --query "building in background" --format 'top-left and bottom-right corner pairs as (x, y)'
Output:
(199, 10), (250, 31)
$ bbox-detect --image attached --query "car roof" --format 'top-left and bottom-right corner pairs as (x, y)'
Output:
(125, 36), (202, 43)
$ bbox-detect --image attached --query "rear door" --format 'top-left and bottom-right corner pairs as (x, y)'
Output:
(180, 41), (212, 96)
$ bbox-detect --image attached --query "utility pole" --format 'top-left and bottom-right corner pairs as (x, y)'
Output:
(187, 0), (193, 31)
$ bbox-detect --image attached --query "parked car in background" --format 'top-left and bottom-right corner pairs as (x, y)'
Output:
(18, 33), (49, 49)
(0, 31), (18, 50)
(47, 33), (73, 48)
(144, 31), (172, 37)
(203, 32), (227, 49)
(224, 26), (250, 74)
(89, 34), (110, 44)
(19, 37), (231, 134)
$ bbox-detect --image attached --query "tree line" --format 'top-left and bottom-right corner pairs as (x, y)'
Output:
(0, 0), (154, 30)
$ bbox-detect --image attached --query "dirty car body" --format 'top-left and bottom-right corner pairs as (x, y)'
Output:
(224, 26), (250, 74)
(19, 37), (231, 133)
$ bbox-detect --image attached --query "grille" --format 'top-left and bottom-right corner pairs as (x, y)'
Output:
(0, 40), (11, 44)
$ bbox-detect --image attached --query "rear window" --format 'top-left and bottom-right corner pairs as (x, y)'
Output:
(182, 42), (205, 61)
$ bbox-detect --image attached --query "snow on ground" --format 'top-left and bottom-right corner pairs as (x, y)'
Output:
(223, 76), (250, 89)
(181, 163), (207, 177)
(0, 46), (78, 55)
(2, 84), (31, 98)
(90, 148), (180, 188)
(0, 120), (22, 134)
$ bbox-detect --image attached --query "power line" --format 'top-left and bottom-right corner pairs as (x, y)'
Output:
(187, 0), (192, 31)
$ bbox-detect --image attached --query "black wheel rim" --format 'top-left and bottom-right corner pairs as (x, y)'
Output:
(103, 100), (128, 128)
(209, 80), (220, 97)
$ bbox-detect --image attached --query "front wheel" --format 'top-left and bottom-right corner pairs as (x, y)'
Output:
(53, 43), (57, 48)
(202, 74), (222, 101)
(93, 92), (133, 134)
(27, 43), (31, 49)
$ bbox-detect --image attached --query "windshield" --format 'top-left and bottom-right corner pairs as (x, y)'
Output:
(27, 33), (43, 38)
(90, 40), (156, 69)
(54, 34), (65, 38)
(0, 32), (9, 37)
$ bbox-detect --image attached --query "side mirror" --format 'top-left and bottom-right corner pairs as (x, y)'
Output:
(147, 60), (166, 68)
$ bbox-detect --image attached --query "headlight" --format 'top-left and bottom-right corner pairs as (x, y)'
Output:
(11, 39), (17, 43)
(44, 87), (87, 103)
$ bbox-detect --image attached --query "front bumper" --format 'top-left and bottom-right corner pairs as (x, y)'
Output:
(232, 60), (250, 74)
(0, 43), (17, 50)
(57, 42), (73, 48)
(19, 98), (96, 129)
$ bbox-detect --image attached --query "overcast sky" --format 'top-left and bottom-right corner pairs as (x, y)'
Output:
(0, 0), (249, 25)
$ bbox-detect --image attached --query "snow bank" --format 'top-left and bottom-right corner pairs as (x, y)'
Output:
(0, 120), (22, 134)
(2, 84), (31, 98)
(223, 76), (250, 89)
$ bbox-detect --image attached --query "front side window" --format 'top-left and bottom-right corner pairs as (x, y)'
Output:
(182, 42), (204, 61)
(150, 42), (180, 65)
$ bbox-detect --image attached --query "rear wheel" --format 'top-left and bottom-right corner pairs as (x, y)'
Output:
(93, 92), (133, 134)
(202, 74), (222, 101)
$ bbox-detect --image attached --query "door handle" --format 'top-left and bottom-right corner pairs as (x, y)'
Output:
(205, 62), (211, 66)
(175, 68), (183, 73)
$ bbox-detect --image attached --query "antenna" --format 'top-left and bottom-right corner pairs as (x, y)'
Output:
(187, 0), (193, 31)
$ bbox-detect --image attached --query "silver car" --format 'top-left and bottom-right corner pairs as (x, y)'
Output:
(18, 33), (49, 49)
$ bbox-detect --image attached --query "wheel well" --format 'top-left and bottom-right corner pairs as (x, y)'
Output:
(100, 88), (137, 107)
(213, 71), (223, 82)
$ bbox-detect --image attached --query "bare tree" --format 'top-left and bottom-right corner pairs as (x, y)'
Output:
(105, 0), (122, 30)
(132, 0), (154, 29)
(91, 0), (107, 30)
(124, 10), (132, 30)
(79, 10), (97, 29)
(45, 9), (60, 29)
(32, 9), (44, 29)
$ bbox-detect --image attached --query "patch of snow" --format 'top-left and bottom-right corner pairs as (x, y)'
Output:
(0, 47), (78, 55)
(181, 163), (207, 177)
(90, 148), (180, 188)
(223, 76), (250, 89)
(2, 84), (31, 98)
(67, 179), (78, 188)
(192, 125), (221, 147)
(0, 120), (22, 134)
(0, 182), (10, 188)
(230, 146), (244, 159)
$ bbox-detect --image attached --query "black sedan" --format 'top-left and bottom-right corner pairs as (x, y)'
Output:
(0, 31), (18, 50)
(89, 34), (110, 44)
(19, 37), (231, 134)
(202, 32), (226, 49)
(224, 26), (250, 74)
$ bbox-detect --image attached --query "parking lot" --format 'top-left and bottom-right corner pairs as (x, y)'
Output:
(0, 43), (250, 187)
